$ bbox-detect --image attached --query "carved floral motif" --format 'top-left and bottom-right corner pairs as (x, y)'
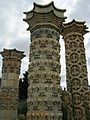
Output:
(31, 28), (59, 41)
(64, 32), (89, 120)
(0, 88), (18, 110)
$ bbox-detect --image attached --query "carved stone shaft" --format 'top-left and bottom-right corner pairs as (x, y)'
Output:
(24, 2), (66, 120)
(0, 48), (25, 120)
(61, 20), (89, 120)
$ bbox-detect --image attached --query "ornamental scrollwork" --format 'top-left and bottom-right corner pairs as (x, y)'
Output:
(72, 78), (81, 91)
(0, 88), (18, 110)
(82, 78), (88, 90)
(68, 34), (77, 41)
(69, 42), (78, 52)
(70, 53), (79, 63)
(74, 107), (83, 120)
(79, 42), (85, 52)
(73, 92), (81, 105)
(3, 59), (21, 74)
(83, 92), (90, 107)
(71, 65), (80, 77)
(80, 53), (86, 64)
(62, 90), (72, 106)
(81, 65), (87, 77)
(31, 28), (59, 41)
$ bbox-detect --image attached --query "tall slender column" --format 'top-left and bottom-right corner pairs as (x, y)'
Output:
(23, 2), (66, 120)
(61, 20), (89, 120)
(0, 48), (25, 120)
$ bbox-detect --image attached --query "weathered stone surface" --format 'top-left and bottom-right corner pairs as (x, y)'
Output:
(0, 49), (25, 120)
(61, 20), (89, 120)
(24, 2), (65, 120)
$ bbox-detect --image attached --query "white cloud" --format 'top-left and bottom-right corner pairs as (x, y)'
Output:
(0, 0), (90, 88)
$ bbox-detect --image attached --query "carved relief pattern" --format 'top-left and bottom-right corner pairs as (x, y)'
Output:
(64, 33), (89, 120)
(27, 28), (62, 119)
(74, 107), (83, 120)
(62, 90), (73, 120)
(29, 72), (60, 84)
(27, 113), (62, 120)
(2, 59), (21, 74)
(29, 61), (60, 74)
(31, 28), (60, 41)
(64, 34), (88, 91)
(0, 88), (18, 110)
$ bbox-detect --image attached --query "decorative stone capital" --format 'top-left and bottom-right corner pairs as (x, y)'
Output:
(0, 48), (25, 88)
(61, 19), (89, 37)
(23, 2), (66, 32)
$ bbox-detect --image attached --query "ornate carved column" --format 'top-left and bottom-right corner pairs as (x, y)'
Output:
(62, 89), (74, 120)
(23, 2), (66, 120)
(0, 48), (25, 120)
(61, 20), (89, 120)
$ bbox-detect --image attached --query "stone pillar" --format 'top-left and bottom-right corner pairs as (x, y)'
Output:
(0, 48), (25, 120)
(23, 2), (66, 120)
(61, 20), (89, 120)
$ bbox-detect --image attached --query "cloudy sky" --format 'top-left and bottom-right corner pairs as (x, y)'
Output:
(0, 0), (90, 88)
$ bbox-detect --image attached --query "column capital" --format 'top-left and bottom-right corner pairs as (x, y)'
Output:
(0, 48), (26, 88)
(23, 2), (66, 33)
(61, 19), (89, 37)
(0, 48), (25, 60)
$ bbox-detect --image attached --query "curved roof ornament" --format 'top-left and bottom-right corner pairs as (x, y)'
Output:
(23, 2), (66, 32)
(61, 19), (89, 36)
(24, 1), (66, 18)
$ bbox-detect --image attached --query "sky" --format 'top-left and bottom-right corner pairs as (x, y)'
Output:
(0, 0), (90, 88)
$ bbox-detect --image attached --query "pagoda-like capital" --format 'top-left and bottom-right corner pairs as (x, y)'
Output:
(23, 1), (66, 32)
(61, 19), (89, 37)
(0, 49), (25, 88)
(0, 48), (25, 60)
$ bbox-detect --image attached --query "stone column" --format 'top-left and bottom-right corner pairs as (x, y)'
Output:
(0, 48), (25, 120)
(61, 20), (89, 120)
(23, 2), (66, 120)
